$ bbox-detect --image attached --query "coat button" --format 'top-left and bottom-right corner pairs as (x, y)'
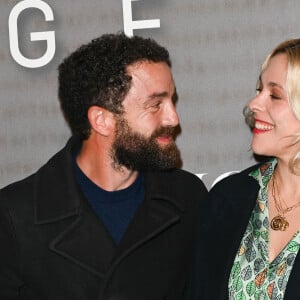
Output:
(163, 297), (169, 300)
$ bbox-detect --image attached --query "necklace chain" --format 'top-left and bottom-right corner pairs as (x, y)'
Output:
(270, 171), (300, 231)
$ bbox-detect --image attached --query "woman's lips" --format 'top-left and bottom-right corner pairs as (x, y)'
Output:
(253, 119), (274, 134)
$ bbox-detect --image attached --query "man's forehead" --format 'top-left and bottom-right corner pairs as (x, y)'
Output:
(128, 61), (173, 84)
(123, 61), (175, 101)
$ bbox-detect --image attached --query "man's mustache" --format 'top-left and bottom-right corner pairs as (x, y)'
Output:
(151, 126), (177, 139)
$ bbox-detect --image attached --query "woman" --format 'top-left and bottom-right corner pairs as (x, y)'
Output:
(188, 39), (300, 300)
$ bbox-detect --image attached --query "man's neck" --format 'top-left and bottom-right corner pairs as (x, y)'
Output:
(76, 138), (139, 192)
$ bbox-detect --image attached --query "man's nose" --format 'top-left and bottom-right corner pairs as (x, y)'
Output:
(161, 101), (179, 127)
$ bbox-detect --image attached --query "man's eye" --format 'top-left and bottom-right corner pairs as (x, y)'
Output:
(255, 88), (262, 95)
(152, 102), (161, 109)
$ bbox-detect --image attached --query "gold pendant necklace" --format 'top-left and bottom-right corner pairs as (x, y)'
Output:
(270, 215), (289, 231)
(270, 171), (300, 231)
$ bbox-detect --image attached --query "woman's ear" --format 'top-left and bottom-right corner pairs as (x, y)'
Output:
(87, 106), (115, 136)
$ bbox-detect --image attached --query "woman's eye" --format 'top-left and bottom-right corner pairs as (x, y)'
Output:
(255, 88), (262, 95)
(270, 94), (281, 100)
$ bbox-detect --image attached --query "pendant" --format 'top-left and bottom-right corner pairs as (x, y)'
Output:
(270, 215), (289, 231)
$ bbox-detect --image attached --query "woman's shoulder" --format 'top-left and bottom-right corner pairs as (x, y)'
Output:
(209, 162), (265, 196)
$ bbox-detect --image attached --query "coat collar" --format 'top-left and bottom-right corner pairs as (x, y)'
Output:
(34, 136), (82, 224)
(32, 136), (184, 277)
(34, 136), (185, 224)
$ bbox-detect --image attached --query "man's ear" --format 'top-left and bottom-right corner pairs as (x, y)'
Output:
(87, 106), (115, 136)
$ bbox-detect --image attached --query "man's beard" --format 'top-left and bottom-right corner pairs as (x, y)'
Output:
(111, 118), (181, 171)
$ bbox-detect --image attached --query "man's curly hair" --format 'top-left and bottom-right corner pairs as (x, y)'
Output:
(58, 33), (171, 139)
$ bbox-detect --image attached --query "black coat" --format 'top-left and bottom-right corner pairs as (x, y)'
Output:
(187, 163), (300, 300)
(0, 137), (207, 300)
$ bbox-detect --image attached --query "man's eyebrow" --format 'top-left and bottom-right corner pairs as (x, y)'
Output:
(147, 92), (169, 99)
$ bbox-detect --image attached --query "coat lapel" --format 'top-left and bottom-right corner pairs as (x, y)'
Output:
(112, 171), (184, 267)
(217, 171), (260, 299)
(49, 206), (117, 278)
(34, 137), (117, 278)
(115, 196), (180, 262)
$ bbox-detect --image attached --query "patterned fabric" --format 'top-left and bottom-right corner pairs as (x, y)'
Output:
(228, 159), (300, 300)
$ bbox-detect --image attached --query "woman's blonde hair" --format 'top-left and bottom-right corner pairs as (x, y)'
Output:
(244, 39), (300, 173)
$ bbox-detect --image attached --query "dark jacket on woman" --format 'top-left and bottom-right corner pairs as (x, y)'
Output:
(0, 136), (207, 300)
(187, 163), (300, 300)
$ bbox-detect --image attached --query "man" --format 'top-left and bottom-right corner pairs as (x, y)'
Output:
(0, 33), (207, 300)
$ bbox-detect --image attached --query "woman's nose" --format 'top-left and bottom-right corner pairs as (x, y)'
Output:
(248, 93), (265, 112)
